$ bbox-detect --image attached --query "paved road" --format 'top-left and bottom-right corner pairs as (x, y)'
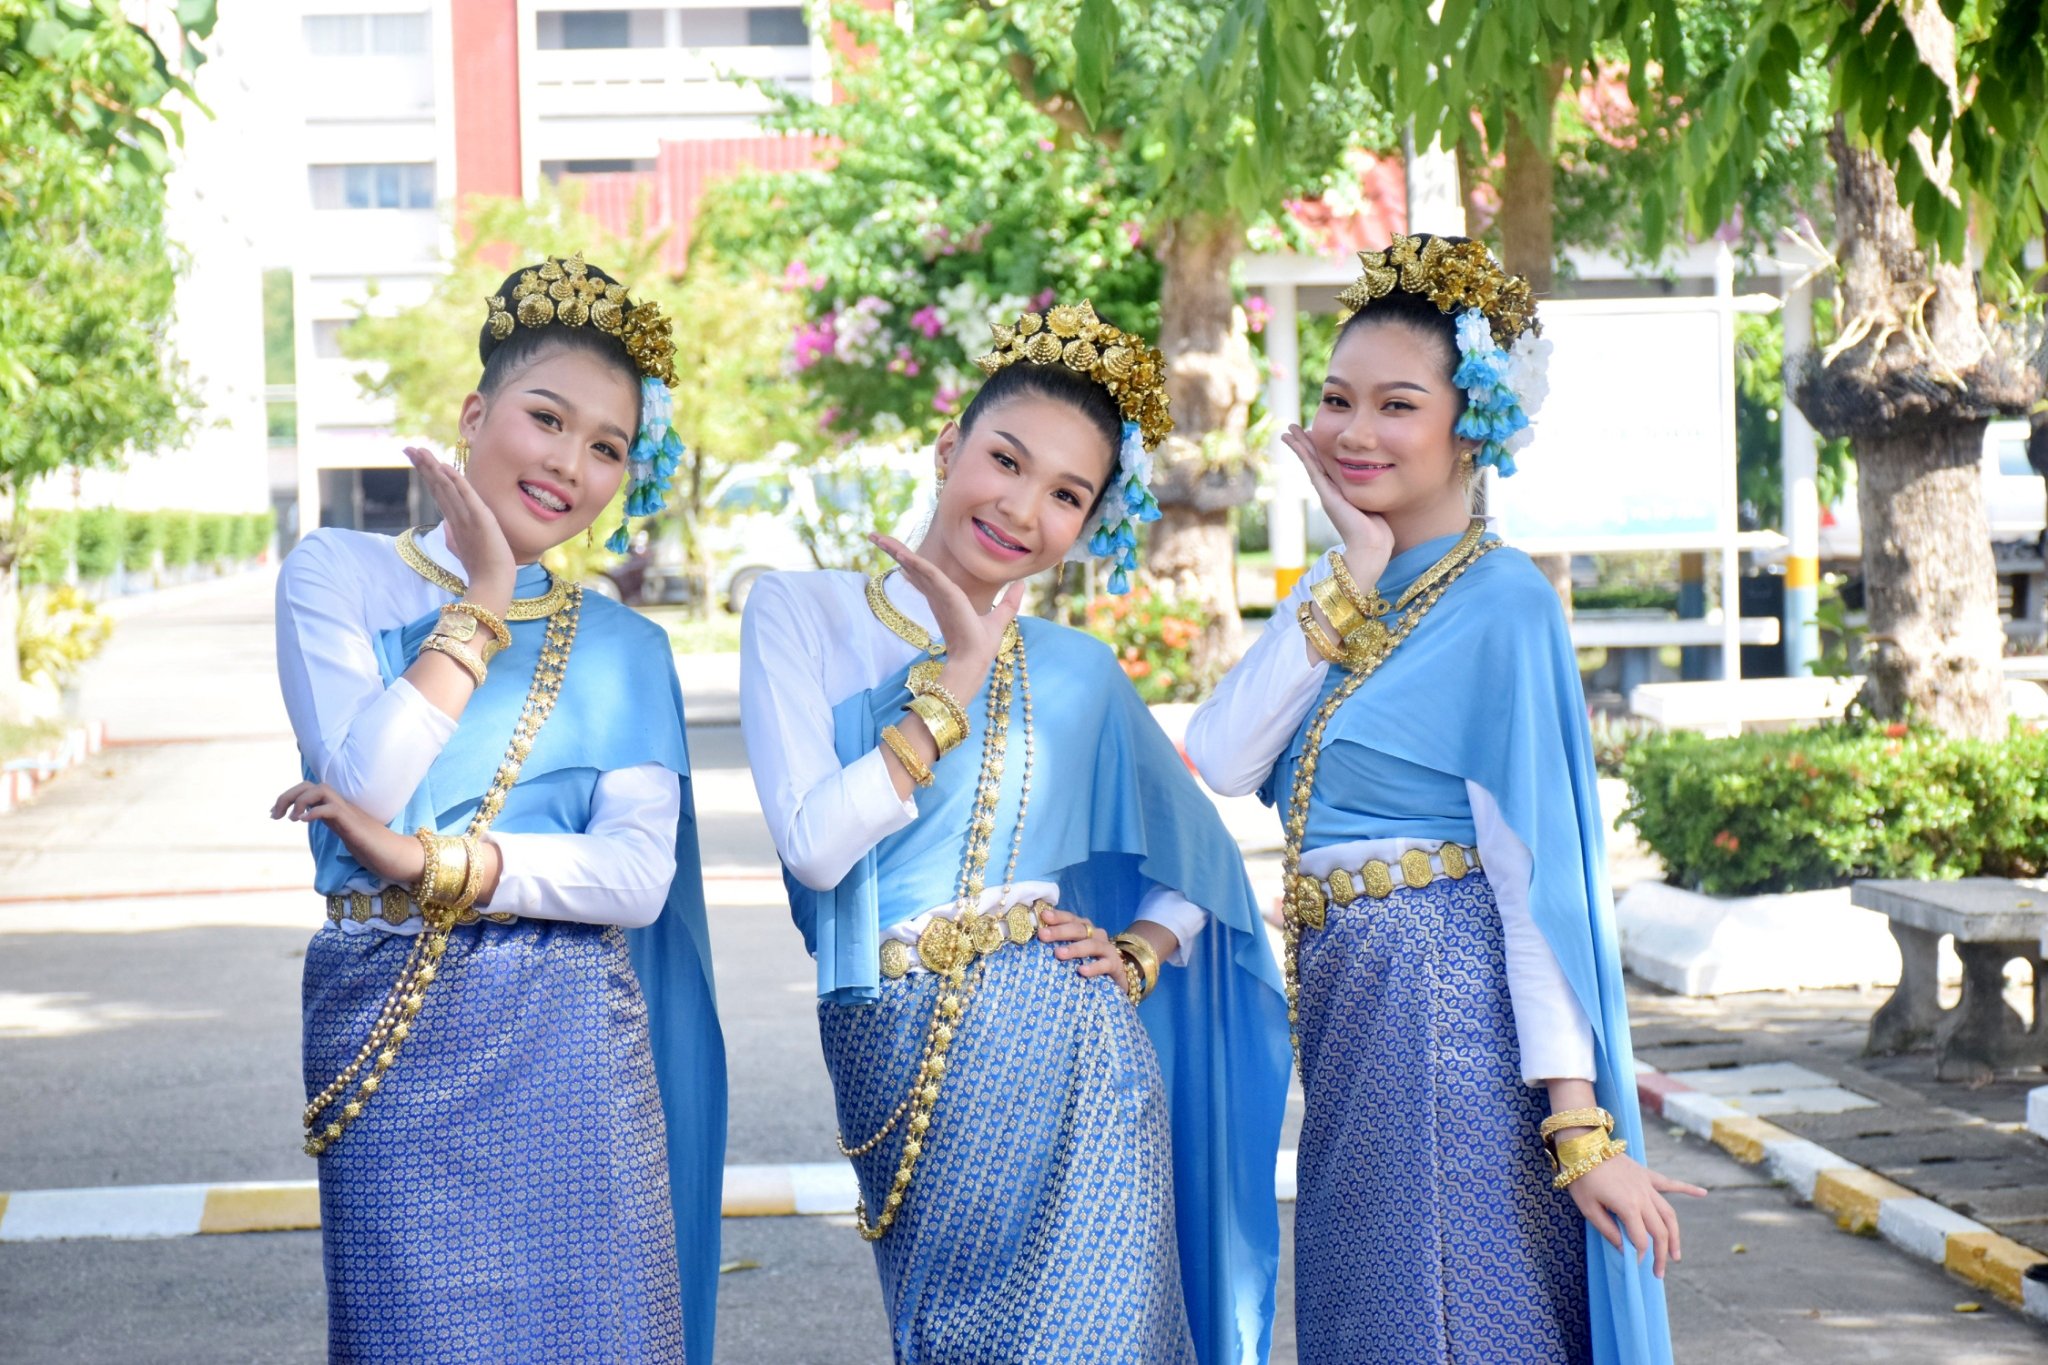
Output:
(2, 570), (2043, 1362)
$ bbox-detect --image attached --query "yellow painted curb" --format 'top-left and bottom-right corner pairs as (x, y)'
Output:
(199, 1185), (320, 1235)
(1812, 1168), (1914, 1235)
(1708, 1114), (1793, 1165)
(1945, 1230), (2048, 1305)
(719, 1167), (796, 1219)
(0, 1192), (9, 1226)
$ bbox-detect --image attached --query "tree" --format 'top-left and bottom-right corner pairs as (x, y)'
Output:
(702, 1), (1377, 664)
(341, 184), (814, 612)
(1193, 0), (2048, 738)
(0, 0), (216, 698)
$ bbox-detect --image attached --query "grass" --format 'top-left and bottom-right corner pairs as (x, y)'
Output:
(0, 717), (68, 766)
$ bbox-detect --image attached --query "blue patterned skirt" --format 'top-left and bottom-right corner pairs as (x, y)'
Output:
(303, 920), (682, 1364)
(818, 939), (1195, 1364)
(1293, 871), (1591, 1364)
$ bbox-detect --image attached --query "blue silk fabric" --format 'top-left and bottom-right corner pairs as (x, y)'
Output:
(1264, 532), (1673, 1365)
(299, 561), (726, 1363)
(784, 619), (1293, 1365)
(1293, 871), (1590, 1362)
(820, 940), (1196, 1364)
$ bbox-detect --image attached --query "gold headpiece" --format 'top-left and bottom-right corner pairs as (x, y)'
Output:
(485, 252), (676, 387)
(975, 300), (1174, 448)
(1335, 235), (1539, 347)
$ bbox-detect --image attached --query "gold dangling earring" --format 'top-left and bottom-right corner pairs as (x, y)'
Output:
(453, 438), (471, 474)
(586, 526), (596, 549)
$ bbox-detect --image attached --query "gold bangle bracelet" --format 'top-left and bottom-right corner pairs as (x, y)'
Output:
(1552, 1136), (1628, 1190)
(1327, 549), (1390, 619)
(905, 695), (967, 755)
(1113, 931), (1161, 1001)
(879, 725), (934, 788)
(1297, 601), (1353, 667)
(452, 834), (487, 914)
(1310, 576), (1368, 641)
(446, 600), (512, 651)
(430, 834), (470, 908)
(420, 633), (487, 688)
(1540, 1107), (1615, 1143)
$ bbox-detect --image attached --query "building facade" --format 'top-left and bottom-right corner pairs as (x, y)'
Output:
(276, 0), (834, 537)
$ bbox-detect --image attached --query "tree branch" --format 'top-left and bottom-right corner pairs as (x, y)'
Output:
(1000, 48), (1122, 148)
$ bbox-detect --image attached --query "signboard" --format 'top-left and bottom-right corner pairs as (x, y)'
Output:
(1491, 298), (1737, 554)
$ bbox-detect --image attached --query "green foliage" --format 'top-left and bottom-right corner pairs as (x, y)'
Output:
(1081, 585), (1216, 704)
(193, 512), (230, 567)
(17, 584), (113, 690)
(1620, 721), (2048, 895)
(72, 507), (123, 581)
(1733, 310), (1851, 526)
(15, 511), (74, 587)
(120, 510), (160, 572)
(262, 267), (295, 385)
(789, 452), (918, 574)
(157, 511), (199, 568)
(697, 0), (1375, 448)
(0, 1), (214, 576)
(1573, 584), (1680, 612)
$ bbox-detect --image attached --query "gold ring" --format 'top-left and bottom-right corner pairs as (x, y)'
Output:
(1079, 919), (1095, 937)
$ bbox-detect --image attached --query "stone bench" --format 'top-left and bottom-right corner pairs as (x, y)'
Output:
(1852, 878), (2048, 1083)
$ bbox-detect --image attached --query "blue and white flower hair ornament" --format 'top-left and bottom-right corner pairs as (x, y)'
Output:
(1336, 233), (1548, 476)
(975, 300), (1173, 596)
(482, 252), (684, 553)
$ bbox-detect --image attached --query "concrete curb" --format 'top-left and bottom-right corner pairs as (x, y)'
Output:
(1640, 1063), (2048, 1321)
(0, 1158), (1305, 1242)
(0, 721), (108, 815)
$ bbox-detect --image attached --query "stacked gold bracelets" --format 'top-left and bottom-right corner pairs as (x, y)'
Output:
(413, 828), (487, 921)
(1301, 549), (1394, 668)
(420, 601), (511, 688)
(1541, 1106), (1628, 1190)
(1113, 931), (1161, 1006)
(881, 675), (972, 791)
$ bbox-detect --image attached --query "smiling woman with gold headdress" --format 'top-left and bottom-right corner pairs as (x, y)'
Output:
(270, 254), (723, 1363)
(740, 300), (1290, 1363)
(1186, 236), (1698, 1365)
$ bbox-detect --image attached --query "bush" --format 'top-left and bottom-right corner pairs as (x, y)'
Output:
(16, 511), (76, 587)
(1620, 722), (2048, 896)
(1574, 584), (1680, 612)
(239, 510), (277, 560)
(122, 511), (162, 572)
(1082, 584), (1217, 706)
(73, 508), (125, 581)
(158, 511), (199, 567)
(17, 585), (114, 689)
(194, 512), (233, 567)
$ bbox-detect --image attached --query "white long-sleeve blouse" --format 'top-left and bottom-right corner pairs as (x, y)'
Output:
(275, 523), (679, 933)
(1184, 557), (1595, 1084)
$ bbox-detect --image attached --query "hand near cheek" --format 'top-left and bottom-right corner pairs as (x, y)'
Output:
(1284, 425), (1394, 588)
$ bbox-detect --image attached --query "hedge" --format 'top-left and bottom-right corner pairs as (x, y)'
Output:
(1619, 722), (2048, 896)
(14, 508), (275, 584)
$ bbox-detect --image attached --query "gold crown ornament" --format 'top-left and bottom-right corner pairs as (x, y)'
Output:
(485, 252), (677, 387)
(975, 300), (1174, 448)
(1335, 234), (1540, 347)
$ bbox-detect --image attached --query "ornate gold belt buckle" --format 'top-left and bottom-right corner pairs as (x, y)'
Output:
(962, 909), (1003, 957)
(1286, 874), (1327, 930)
(1400, 848), (1433, 889)
(879, 938), (911, 980)
(1005, 902), (1037, 945)
(917, 917), (966, 975)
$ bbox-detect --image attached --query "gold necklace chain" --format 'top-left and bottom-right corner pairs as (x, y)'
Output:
(397, 528), (573, 620)
(1280, 538), (1497, 1073)
(846, 577), (1034, 1240)
(303, 585), (584, 1157)
(1388, 519), (1486, 613)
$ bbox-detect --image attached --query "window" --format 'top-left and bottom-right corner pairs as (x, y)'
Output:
(536, 9), (666, 49)
(305, 12), (429, 56)
(311, 320), (355, 359)
(681, 7), (809, 47)
(747, 7), (809, 47)
(309, 163), (436, 211)
(715, 478), (791, 516)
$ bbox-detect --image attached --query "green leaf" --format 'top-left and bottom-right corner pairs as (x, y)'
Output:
(1070, 0), (1117, 130)
(23, 18), (68, 59)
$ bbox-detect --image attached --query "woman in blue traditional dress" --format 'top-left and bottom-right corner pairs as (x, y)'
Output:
(1186, 235), (1705, 1365)
(740, 301), (1292, 1364)
(270, 254), (725, 1363)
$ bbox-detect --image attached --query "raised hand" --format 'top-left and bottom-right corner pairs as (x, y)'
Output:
(1282, 424), (1396, 593)
(272, 781), (425, 888)
(404, 446), (515, 615)
(869, 532), (1025, 697)
(1035, 906), (1124, 982)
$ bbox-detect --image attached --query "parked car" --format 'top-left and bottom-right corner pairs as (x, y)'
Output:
(1815, 419), (2042, 563)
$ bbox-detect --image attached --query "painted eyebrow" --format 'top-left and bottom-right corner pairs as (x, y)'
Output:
(525, 388), (631, 444)
(993, 428), (1099, 497)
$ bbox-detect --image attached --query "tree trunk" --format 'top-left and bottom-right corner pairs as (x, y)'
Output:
(1150, 212), (1258, 676)
(1792, 111), (2024, 740)
(1496, 79), (1573, 621)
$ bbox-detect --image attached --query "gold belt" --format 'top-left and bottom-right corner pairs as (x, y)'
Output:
(879, 898), (1057, 979)
(325, 887), (516, 928)
(1283, 841), (1483, 930)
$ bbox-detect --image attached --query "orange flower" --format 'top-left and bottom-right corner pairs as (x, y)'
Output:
(1122, 657), (1153, 679)
(1883, 722), (1908, 739)
(1712, 830), (1741, 853)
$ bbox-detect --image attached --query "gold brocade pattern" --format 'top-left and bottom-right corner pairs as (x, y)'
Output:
(302, 585), (583, 1156)
(395, 529), (573, 620)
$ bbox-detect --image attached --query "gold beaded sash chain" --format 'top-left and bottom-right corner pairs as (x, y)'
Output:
(844, 572), (1034, 1241)
(303, 584), (584, 1158)
(1279, 537), (1498, 1075)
